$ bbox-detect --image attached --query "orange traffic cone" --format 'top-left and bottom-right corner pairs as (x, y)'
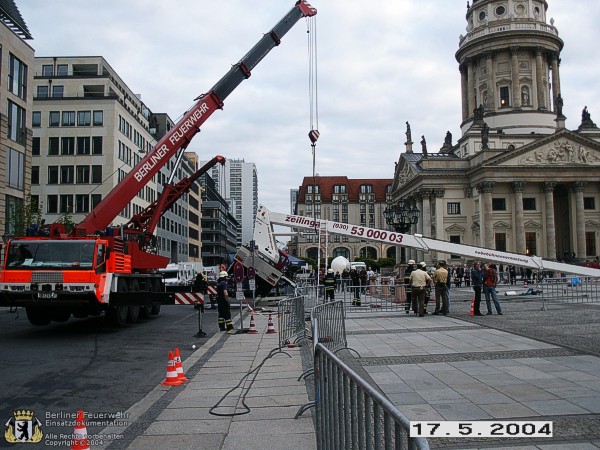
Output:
(248, 315), (258, 334)
(469, 298), (475, 316)
(161, 351), (183, 386)
(524, 280), (528, 288)
(70, 410), (90, 450)
(266, 314), (277, 334)
(173, 347), (189, 382)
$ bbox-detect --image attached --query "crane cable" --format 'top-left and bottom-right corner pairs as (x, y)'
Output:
(306, 14), (321, 282)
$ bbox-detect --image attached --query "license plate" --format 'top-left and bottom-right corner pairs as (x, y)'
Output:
(38, 292), (58, 299)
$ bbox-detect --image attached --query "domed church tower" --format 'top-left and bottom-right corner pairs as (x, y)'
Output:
(456, 0), (564, 152)
(392, 0), (600, 265)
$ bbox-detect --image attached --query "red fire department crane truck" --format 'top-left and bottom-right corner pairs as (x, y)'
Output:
(235, 205), (600, 294)
(0, 1), (317, 326)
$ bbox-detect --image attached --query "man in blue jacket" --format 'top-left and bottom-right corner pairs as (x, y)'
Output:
(470, 261), (484, 316)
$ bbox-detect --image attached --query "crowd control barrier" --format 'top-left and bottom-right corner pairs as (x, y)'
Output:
(313, 320), (430, 450)
(539, 275), (600, 307)
(277, 295), (307, 348)
(311, 300), (348, 353)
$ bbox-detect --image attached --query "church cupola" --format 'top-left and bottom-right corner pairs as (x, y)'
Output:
(456, 0), (564, 136)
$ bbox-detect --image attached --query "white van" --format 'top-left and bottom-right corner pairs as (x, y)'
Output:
(351, 262), (367, 271)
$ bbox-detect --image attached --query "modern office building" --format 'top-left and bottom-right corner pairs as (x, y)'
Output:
(199, 172), (239, 266)
(205, 158), (257, 247)
(30, 56), (194, 263)
(0, 0), (34, 240)
(392, 0), (600, 265)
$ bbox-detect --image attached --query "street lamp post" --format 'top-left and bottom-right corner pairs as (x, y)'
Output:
(383, 199), (420, 263)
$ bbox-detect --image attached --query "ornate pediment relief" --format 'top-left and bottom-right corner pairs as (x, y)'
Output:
(513, 139), (600, 166)
(445, 223), (466, 233)
(523, 220), (542, 229)
(586, 220), (600, 230)
(493, 221), (511, 230)
(395, 159), (416, 188)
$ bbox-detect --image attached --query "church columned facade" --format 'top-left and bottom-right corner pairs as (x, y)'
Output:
(392, 0), (600, 265)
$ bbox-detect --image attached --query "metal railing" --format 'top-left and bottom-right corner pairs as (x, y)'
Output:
(311, 300), (347, 353)
(313, 320), (430, 450)
(541, 275), (600, 304)
(277, 295), (307, 348)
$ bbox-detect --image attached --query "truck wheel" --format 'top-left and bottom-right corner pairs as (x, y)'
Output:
(109, 278), (129, 326)
(26, 307), (51, 326)
(109, 305), (128, 326)
(127, 280), (141, 323)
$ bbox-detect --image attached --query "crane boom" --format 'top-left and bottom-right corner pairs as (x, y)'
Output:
(234, 206), (600, 290)
(74, 1), (317, 236)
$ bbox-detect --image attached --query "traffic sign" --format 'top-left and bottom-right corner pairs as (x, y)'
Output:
(247, 266), (256, 280)
(234, 262), (244, 283)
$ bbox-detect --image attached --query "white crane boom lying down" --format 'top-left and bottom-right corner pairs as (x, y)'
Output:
(233, 205), (600, 290)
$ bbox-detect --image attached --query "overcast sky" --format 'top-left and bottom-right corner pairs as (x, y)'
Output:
(19, 0), (600, 215)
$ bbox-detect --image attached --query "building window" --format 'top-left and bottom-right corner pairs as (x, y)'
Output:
(32, 137), (40, 156)
(500, 86), (510, 107)
(60, 166), (74, 184)
(525, 232), (537, 256)
(75, 195), (89, 213)
(61, 137), (75, 155)
(447, 202), (461, 215)
(60, 195), (74, 214)
(48, 137), (59, 155)
(47, 195), (58, 213)
(31, 166), (39, 185)
(8, 54), (27, 100)
(93, 110), (103, 126)
(523, 197), (536, 210)
(49, 111), (61, 127)
(77, 137), (91, 155)
(32, 111), (41, 127)
(92, 136), (103, 154)
(56, 64), (68, 76)
(492, 198), (506, 211)
(7, 100), (26, 145)
(6, 148), (25, 190)
(584, 197), (595, 210)
(4, 196), (23, 235)
(42, 65), (53, 76)
(37, 86), (49, 98)
(585, 232), (596, 258)
(333, 184), (346, 194)
(62, 111), (75, 126)
(48, 166), (59, 184)
(91, 166), (102, 183)
(78, 111), (91, 126)
(495, 233), (507, 252)
(52, 85), (64, 97)
(91, 194), (102, 209)
(76, 166), (90, 184)
(360, 184), (373, 194)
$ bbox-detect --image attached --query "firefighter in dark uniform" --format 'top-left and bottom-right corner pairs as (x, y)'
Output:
(323, 269), (336, 302)
(404, 259), (416, 314)
(217, 270), (234, 333)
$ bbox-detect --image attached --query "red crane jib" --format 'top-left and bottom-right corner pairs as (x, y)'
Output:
(74, 93), (222, 236)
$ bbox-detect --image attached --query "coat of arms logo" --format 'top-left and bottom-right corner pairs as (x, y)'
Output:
(4, 410), (43, 443)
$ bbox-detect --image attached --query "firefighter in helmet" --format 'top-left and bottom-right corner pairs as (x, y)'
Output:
(217, 270), (234, 333)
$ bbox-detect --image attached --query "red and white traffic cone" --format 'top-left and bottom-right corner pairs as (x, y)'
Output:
(70, 410), (90, 450)
(469, 298), (475, 316)
(248, 315), (258, 334)
(161, 351), (183, 386)
(173, 347), (189, 382)
(266, 314), (277, 334)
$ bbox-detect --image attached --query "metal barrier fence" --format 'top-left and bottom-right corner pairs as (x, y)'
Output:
(540, 276), (600, 303)
(311, 300), (347, 353)
(277, 295), (307, 348)
(313, 321), (430, 450)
